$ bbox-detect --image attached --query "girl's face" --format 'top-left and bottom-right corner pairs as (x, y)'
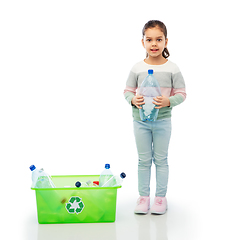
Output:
(142, 27), (168, 61)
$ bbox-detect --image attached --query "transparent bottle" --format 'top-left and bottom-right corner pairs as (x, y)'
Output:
(138, 69), (161, 121)
(101, 172), (126, 187)
(29, 165), (55, 188)
(75, 180), (92, 188)
(99, 164), (114, 187)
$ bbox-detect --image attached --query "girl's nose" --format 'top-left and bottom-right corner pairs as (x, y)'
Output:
(151, 41), (157, 46)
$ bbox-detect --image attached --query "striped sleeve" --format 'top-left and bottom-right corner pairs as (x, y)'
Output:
(169, 67), (186, 107)
(123, 71), (137, 105)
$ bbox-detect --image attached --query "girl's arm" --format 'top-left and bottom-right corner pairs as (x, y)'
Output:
(124, 70), (139, 106)
(169, 88), (186, 107)
(153, 66), (186, 109)
(124, 86), (137, 105)
(168, 67), (186, 108)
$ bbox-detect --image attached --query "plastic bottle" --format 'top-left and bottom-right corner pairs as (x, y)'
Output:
(93, 181), (99, 187)
(75, 180), (92, 188)
(99, 164), (114, 187)
(101, 172), (126, 187)
(138, 69), (161, 121)
(29, 165), (55, 188)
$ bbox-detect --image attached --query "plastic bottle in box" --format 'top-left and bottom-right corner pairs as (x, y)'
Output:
(30, 165), (55, 188)
(101, 172), (126, 187)
(75, 180), (92, 188)
(30, 165), (64, 213)
(93, 181), (99, 186)
(99, 164), (114, 187)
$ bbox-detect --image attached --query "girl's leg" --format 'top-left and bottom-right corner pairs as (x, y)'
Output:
(133, 120), (153, 197)
(152, 118), (171, 197)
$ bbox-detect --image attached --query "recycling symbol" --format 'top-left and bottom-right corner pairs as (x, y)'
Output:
(65, 196), (84, 214)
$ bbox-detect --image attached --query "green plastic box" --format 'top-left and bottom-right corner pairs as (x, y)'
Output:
(31, 175), (121, 224)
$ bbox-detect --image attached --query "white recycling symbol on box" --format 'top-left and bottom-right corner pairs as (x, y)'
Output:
(65, 196), (84, 214)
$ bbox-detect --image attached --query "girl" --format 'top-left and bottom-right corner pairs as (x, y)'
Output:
(124, 20), (186, 214)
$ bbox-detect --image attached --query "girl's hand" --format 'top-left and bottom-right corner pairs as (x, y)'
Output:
(131, 95), (145, 109)
(153, 95), (170, 109)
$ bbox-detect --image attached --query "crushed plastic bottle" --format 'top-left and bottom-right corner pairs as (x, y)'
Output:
(138, 69), (161, 121)
(99, 164), (114, 187)
(30, 165), (55, 188)
(75, 180), (92, 188)
(101, 172), (126, 187)
(93, 181), (99, 186)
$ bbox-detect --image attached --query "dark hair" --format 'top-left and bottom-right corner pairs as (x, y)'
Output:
(142, 20), (170, 58)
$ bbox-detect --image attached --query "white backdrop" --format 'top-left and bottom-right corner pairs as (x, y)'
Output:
(1, 0), (229, 239)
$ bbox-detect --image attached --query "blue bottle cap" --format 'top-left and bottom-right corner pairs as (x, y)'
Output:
(75, 181), (81, 188)
(105, 164), (110, 169)
(29, 165), (36, 171)
(148, 69), (153, 74)
(120, 172), (126, 179)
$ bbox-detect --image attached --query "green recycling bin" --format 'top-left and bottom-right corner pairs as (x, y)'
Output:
(31, 175), (121, 224)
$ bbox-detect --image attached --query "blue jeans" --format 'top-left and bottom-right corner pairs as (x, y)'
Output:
(133, 118), (171, 197)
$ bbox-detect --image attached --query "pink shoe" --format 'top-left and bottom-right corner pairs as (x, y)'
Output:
(134, 196), (150, 214)
(150, 197), (167, 214)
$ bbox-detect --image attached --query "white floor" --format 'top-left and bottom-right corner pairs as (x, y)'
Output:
(4, 175), (226, 240)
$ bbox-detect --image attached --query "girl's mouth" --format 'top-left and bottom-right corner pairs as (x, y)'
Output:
(151, 49), (159, 52)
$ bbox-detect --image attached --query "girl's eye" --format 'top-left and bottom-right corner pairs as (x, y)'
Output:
(146, 39), (151, 42)
(157, 39), (162, 42)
